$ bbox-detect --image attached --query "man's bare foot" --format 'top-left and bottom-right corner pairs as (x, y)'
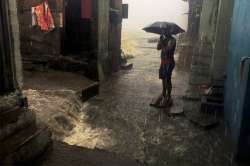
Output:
(159, 96), (168, 108)
(167, 96), (173, 107)
(150, 94), (163, 107)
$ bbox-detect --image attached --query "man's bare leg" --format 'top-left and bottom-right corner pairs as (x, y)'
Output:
(159, 78), (169, 107)
(150, 79), (165, 107)
(154, 80), (167, 106)
(167, 76), (172, 99)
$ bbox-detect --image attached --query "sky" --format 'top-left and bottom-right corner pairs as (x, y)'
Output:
(122, 0), (189, 31)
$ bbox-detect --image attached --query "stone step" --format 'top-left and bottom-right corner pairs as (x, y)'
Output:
(81, 82), (99, 102)
(0, 125), (37, 157)
(0, 106), (25, 127)
(0, 94), (19, 113)
(0, 111), (36, 141)
(189, 72), (211, 85)
(0, 124), (51, 164)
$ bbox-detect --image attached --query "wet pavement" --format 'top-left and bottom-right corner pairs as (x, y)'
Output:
(62, 33), (235, 166)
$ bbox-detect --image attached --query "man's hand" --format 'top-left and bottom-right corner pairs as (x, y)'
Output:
(157, 41), (162, 50)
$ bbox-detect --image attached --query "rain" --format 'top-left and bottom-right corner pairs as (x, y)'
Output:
(0, 0), (249, 165)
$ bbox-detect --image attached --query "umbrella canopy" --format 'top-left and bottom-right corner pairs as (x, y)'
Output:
(143, 22), (185, 35)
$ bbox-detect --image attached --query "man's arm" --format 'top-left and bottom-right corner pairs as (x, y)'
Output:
(157, 41), (162, 50)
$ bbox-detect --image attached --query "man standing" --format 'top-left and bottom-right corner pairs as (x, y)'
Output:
(151, 34), (176, 107)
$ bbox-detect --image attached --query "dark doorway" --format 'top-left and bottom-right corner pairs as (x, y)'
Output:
(61, 0), (98, 80)
(0, 0), (15, 95)
(62, 0), (92, 55)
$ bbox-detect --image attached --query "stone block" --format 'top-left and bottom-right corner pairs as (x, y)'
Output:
(0, 125), (37, 157)
(184, 85), (203, 100)
(183, 100), (201, 113)
(189, 73), (211, 85)
(190, 64), (210, 76)
(0, 106), (25, 128)
(0, 94), (19, 112)
(1, 125), (51, 164)
(0, 111), (36, 141)
(81, 82), (99, 102)
(192, 55), (212, 67)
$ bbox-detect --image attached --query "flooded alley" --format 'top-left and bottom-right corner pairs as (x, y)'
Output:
(2, 0), (250, 165)
(49, 31), (234, 166)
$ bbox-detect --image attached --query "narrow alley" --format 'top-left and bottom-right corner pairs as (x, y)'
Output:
(2, 0), (250, 165)
(39, 32), (234, 166)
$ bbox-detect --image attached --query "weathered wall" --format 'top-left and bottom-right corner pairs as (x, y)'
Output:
(186, 0), (220, 99)
(199, 0), (220, 44)
(225, 0), (250, 160)
(8, 0), (23, 90)
(97, 0), (110, 80)
(212, 0), (234, 81)
(177, 0), (202, 70)
(109, 0), (122, 72)
(0, 1), (51, 163)
(186, 0), (203, 43)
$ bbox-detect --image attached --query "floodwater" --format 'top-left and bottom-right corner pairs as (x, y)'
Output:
(59, 31), (234, 166)
(25, 31), (237, 166)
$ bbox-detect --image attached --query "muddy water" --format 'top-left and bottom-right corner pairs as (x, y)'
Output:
(59, 32), (233, 166)
(23, 32), (234, 165)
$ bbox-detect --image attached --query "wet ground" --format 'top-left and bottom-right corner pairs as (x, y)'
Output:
(25, 32), (241, 166)
(58, 32), (235, 166)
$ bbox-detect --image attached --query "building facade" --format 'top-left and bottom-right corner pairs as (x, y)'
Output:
(185, 0), (250, 161)
(0, 0), (127, 163)
(185, 0), (234, 100)
(17, 0), (126, 81)
(0, 0), (51, 163)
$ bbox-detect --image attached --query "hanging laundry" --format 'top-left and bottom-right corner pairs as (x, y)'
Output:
(81, 0), (92, 19)
(32, 0), (55, 31)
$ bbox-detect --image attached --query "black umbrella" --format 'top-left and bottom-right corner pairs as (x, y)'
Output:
(143, 22), (185, 35)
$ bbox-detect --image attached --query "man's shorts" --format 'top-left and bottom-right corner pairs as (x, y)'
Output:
(159, 63), (175, 80)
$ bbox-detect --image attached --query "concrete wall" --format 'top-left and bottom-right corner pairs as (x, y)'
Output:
(225, 0), (250, 160)
(0, 1), (51, 163)
(212, 0), (234, 81)
(97, 0), (124, 80)
(184, 0), (235, 116)
(199, 0), (220, 44)
(186, 0), (221, 99)
(186, 0), (203, 43)
(188, 0), (234, 85)
(109, 0), (122, 72)
(177, 0), (203, 71)
(8, 0), (23, 90)
(97, 0), (110, 80)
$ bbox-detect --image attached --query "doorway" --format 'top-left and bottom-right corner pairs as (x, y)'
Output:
(62, 0), (93, 55)
(61, 0), (98, 80)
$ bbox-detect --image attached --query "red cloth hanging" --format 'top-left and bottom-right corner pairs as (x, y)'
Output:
(34, 0), (55, 31)
(81, 0), (92, 19)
